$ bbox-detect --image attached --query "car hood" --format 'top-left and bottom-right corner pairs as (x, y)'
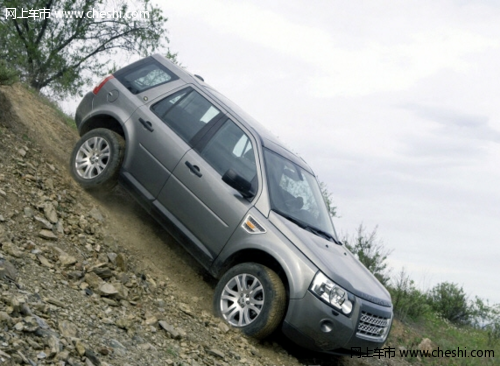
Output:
(269, 211), (391, 307)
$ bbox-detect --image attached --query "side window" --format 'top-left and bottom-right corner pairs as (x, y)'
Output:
(114, 58), (178, 94)
(151, 89), (221, 143)
(201, 120), (257, 183)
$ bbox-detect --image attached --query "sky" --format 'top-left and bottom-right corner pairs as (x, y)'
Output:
(59, 0), (499, 303)
(154, 0), (500, 304)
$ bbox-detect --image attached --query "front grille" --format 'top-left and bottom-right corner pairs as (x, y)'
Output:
(357, 311), (391, 340)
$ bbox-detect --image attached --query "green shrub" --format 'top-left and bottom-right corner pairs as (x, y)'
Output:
(0, 60), (18, 86)
(389, 268), (430, 321)
(427, 282), (471, 325)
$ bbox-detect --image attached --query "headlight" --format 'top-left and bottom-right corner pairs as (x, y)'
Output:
(310, 272), (353, 315)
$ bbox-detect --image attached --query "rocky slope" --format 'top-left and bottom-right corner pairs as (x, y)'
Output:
(0, 84), (313, 366)
(0, 84), (415, 366)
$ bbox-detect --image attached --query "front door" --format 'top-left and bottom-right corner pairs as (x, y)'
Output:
(158, 119), (259, 256)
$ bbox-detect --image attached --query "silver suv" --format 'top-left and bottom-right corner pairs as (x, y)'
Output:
(71, 54), (392, 354)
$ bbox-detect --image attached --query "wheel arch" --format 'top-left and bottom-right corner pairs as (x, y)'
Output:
(213, 248), (291, 299)
(79, 114), (126, 140)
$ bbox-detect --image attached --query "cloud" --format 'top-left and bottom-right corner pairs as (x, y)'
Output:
(169, 0), (500, 98)
(394, 104), (500, 165)
(403, 104), (500, 142)
(309, 27), (499, 97)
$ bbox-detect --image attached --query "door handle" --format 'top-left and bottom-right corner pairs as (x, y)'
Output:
(185, 161), (202, 177)
(138, 118), (154, 132)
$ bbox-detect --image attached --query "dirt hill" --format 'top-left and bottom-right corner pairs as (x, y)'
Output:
(0, 83), (413, 366)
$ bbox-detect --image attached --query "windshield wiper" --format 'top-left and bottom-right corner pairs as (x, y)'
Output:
(273, 209), (340, 244)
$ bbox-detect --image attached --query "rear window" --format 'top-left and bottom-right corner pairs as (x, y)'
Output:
(114, 57), (179, 94)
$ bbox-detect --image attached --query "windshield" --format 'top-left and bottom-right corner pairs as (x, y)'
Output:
(263, 149), (337, 239)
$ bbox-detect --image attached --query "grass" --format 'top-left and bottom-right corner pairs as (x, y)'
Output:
(388, 312), (499, 365)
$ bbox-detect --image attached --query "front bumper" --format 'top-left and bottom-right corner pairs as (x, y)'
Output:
(282, 291), (392, 354)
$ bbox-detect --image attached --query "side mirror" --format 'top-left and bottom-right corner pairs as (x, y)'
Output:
(222, 169), (254, 199)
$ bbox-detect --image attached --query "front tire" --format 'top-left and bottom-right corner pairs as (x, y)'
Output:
(213, 263), (286, 339)
(70, 128), (125, 191)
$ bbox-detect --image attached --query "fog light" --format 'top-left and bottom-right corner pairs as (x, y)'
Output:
(320, 320), (334, 333)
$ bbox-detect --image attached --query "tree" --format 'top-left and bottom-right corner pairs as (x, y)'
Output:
(470, 297), (500, 346)
(0, 59), (19, 85)
(343, 224), (392, 286)
(319, 180), (337, 217)
(0, 0), (171, 96)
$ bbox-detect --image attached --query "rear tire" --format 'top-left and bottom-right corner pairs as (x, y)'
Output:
(213, 263), (286, 339)
(70, 128), (125, 191)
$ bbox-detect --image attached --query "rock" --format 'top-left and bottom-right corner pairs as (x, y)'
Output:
(26, 338), (43, 350)
(179, 303), (194, 317)
(20, 303), (32, 316)
(55, 220), (65, 234)
(98, 283), (118, 297)
(144, 314), (157, 326)
(59, 320), (79, 339)
(67, 270), (84, 280)
(89, 207), (104, 222)
(146, 276), (157, 290)
(218, 322), (230, 333)
(0, 258), (18, 283)
(112, 282), (129, 300)
(18, 148), (27, 157)
(92, 267), (113, 279)
(56, 350), (70, 361)
(37, 254), (54, 268)
(85, 272), (104, 290)
(43, 202), (59, 224)
(39, 229), (58, 240)
(100, 297), (119, 307)
(2, 242), (24, 258)
(97, 253), (109, 264)
(115, 253), (127, 271)
(85, 350), (101, 366)
(0, 311), (12, 324)
(24, 207), (35, 217)
(47, 335), (60, 357)
(107, 253), (117, 264)
(58, 254), (77, 267)
(116, 317), (132, 330)
(45, 297), (65, 308)
(34, 215), (53, 229)
(98, 347), (110, 356)
(108, 339), (127, 357)
(22, 316), (41, 332)
(207, 348), (225, 359)
(418, 338), (434, 352)
(45, 178), (54, 190)
(159, 321), (182, 340)
(75, 340), (86, 356)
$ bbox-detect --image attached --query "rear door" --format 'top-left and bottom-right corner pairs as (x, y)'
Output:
(123, 87), (224, 198)
(157, 118), (260, 256)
